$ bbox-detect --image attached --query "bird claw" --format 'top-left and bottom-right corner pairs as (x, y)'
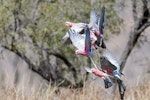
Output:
(104, 78), (113, 88)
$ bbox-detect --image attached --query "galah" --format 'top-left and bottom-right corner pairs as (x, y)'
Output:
(68, 25), (92, 56)
(100, 49), (126, 90)
(62, 21), (86, 40)
(89, 7), (106, 48)
(68, 25), (98, 69)
(63, 21), (97, 47)
(84, 67), (112, 88)
(97, 6), (106, 48)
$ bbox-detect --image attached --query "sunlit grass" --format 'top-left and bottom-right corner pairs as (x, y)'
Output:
(0, 80), (150, 100)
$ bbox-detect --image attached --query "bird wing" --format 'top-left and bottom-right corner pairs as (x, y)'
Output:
(62, 32), (69, 40)
(84, 25), (92, 56)
(100, 49), (120, 70)
(68, 29), (85, 50)
(99, 6), (105, 35)
(90, 9), (98, 30)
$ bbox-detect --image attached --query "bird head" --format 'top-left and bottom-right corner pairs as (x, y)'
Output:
(91, 68), (104, 77)
(75, 50), (87, 56)
(75, 50), (80, 55)
(65, 21), (73, 27)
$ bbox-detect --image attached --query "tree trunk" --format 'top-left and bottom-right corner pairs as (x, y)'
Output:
(112, 0), (150, 99)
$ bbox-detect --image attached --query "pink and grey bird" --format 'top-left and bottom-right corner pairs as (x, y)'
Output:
(100, 49), (126, 90)
(84, 66), (112, 88)
(68, 25), (99, 69)
(68, 25), (92, 56)
(89, 7), (106, 48)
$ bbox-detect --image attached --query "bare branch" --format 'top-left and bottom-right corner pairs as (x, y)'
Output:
(136, 0), (149, 30)
(120, 0), (150, 71)
(120, 22), (150, 71)
(49, 52), (72, 67)
(132, 0), (137, 22)
(1, 34), (54, 82)
(136, 22), (150, 34)
(48, 52), (77, 79)
(111, 1), (150, 99)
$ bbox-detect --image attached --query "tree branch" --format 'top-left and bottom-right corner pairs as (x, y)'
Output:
(48, 52), (77, 79)
(112, 0), (150, 99)
(136, 0), (149, 30)
(1, 43), (53, 82)
(120, 22), (150, 71)
(136, 22), (150, 34)
(120, 0), (150, 71)
(132, 0), (137, 22)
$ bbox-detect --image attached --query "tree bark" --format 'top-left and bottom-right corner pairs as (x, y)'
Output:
(112, 0), (150, 99)
(120, 0), (150, 71)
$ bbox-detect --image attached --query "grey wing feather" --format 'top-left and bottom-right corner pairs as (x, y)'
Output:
(62, 32), (69, 40)
(101, 49), (120, 70)
(68, 29), (85, 50)
(99, 6), (105, 35)
(90, 9), (98, 30)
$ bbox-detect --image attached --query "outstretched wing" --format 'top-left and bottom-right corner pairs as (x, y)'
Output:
(62, 32), (69, 40)
(84, 25), (92, 56)
(100, 49), (120, 70)
(90, 9), (98, 30)
(68, 29), (85, 50)
(99, 6), (105, 35)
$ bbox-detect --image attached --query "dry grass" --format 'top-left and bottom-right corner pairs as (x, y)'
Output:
(0, 81), (150, 100)
(124, 82), (150, 100)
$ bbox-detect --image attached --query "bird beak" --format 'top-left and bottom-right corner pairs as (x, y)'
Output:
(65, 21), (72, 27)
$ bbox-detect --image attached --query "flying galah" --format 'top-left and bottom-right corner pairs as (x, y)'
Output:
(68, 25), (99, 69)
(84, 67), (112, 88)
(100, 49), (126, 90)
(89, 7), (106, 48)
(68, 25), (92, 56)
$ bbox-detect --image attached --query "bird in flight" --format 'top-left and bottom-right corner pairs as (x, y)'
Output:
(62, 7), (126, 97)
(100, 49), (126, 90)
(68, 25), (98, 69)
(84, 66), (112, 88)
(89, 7), (106, 48)
(62, 7), (106, 49)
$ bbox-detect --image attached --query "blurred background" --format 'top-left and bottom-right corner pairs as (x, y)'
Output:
(0, 0), (150, 99)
